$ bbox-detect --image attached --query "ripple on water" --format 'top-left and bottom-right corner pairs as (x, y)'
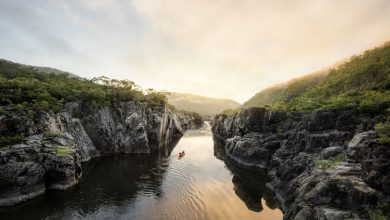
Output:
(0, 123), (283, 220)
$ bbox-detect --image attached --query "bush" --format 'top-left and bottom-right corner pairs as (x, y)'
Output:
(14, 103), (25, 111)
(242, 43), (390, 112)
(375, 122), (390, 144)
(0, 60), (168, 113)
(43, 131), (65, 138)
(368, 202), (390, 220)
(0, 106), (5, 114)
(315, 153), (345, 169)
(0, 134), (24, 147)
(52, 146), (72, 157)
(222, 108), (240, 116)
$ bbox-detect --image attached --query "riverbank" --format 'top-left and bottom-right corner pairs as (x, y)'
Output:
(212, 107), (390, 219)
(1, 122), (282, 220)
(0, 101), (189, 207)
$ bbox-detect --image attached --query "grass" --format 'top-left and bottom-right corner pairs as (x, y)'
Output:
(315, 153), (345, 170)
(242, 43), (390, 112)
(54, 147), (71, 157)
(51, 144), (74, 157)
(222, 108), (241, 116)
(368, 202), (390, 220)
(42, 138), (75, 158)
(0, 133), (24, 147)
(43, 131), (65, 138)
(375, 122), (390, 144)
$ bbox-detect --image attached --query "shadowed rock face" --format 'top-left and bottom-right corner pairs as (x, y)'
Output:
(0, 101), (186, 207)
(0, 134), (81, 206)
(212, 107), (390, 219)
(213, 140), (280, 212)
(0, 153), (172, 220)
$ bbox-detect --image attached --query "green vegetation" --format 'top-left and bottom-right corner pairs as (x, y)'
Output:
(315, 153), (345, 170)
(222, 108), (241, 116)
(52, 146), (73, 157)
(43, 131), (65, 138)
(0, 59), (169, 148)
(243, 43), (390, 112)
(244, 71), (328, 109)
(168, 92), (241, 116)
(368, 202), (390, 220)
(0, 133), (24, 148)
(0, 59), (168, 114)
(375, 122), (390, 144)
(168, 104), (203, 126)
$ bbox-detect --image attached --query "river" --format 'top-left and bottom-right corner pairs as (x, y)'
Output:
(1, 122), (283, 220)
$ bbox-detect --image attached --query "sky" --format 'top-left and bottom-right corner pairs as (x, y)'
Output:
(1, 0), (390, 103)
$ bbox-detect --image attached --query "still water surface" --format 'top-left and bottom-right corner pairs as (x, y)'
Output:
(1, 123), (282, 220)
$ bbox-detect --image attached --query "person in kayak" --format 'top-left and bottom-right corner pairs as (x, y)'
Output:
(179, 150), (185, 158)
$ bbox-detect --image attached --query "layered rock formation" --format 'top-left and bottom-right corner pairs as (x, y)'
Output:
(177, 113), (204, 130)
(0, 101), (186, 206)
(212, 107), (390, 219)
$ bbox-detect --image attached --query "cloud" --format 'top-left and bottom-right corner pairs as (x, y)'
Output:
(0, 0), (390, 102)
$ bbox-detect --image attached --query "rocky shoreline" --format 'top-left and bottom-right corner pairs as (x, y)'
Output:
(0, 101), (191, 207)
(212, 107), (390, 219)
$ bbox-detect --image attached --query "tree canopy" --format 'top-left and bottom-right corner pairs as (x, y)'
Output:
(243, 43), (390, 112)
(0, 59), (168, 113)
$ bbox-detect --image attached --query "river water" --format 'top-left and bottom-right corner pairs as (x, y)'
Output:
(1, 122), (283, 220)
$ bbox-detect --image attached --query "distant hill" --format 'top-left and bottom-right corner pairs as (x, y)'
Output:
(243, 42), (390, 111)
(0, 59), (81, 79)
(30, 66), (81, 79)
(243, 70), (328, 108)
(168, 92), (241, 115)
(0, 59), (167, 113)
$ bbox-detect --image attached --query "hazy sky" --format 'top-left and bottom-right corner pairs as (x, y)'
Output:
(1, 0), (390, 102)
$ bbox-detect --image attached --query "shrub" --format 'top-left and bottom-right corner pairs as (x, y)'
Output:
(315, 153), (345, 169)
(0, 60), (168, 113)
(0, 106), (5, 114)
(0, 134), (24, 147)
(242, 43), (390, 112)
(368, 202), (390, 220)
(43, 131), (65, 138)
(375, 122), (390, 144)
(14, 103), (25, 111)
(222, 108), (240, 116)
(53, 146), (72, 157)
(34, 100), (50, 111)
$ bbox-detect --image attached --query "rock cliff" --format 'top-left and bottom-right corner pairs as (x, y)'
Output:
(212, 107), (390, 219)
(0, 101), (186, 206)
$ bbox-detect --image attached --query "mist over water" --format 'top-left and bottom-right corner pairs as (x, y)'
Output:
(1, 123), (282, 220)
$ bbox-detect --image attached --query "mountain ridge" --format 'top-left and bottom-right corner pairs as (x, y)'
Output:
(242, 42), (390, 111)
(168, 92), (241, 116)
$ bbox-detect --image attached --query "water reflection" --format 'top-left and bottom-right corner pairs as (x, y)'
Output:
(213, 136), (281, 214)
(1, 123), (282, 220)
(0, 153), (170, 220)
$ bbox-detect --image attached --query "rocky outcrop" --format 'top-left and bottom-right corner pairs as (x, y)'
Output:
(0, 134), (81, 206)
(0, 101), (185, 206)
(177, 113), (204, 130)
(212, 107), (390, 219)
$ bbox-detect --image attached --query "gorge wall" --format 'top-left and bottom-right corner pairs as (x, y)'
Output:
(212, 107), (390, 219)
(0, 101), (187, 206)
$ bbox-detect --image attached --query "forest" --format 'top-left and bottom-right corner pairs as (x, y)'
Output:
(0, 59), (168, 113)
(243, 43), (390, 112)
(0, 60), (168, 147)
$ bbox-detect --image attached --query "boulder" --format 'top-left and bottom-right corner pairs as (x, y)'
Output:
(361, 137), (390, 194)
(0, 134), (81, 206)
(320, 146), (344, 159)
(346, 131), (376, 161)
